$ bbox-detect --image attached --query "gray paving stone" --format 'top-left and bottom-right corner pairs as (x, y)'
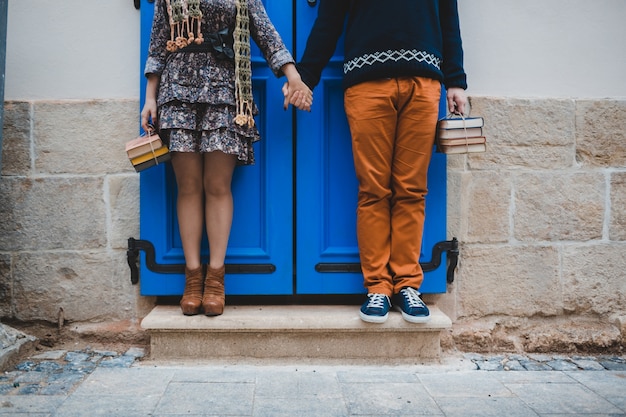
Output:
(434, 397), (540, 417)
(519, 359), (553, 371)
(53, 394), (160, 417)
(2, 346), (626, 417)
(253, 396), (348, 417)
(0, 395), (66, 414)
(74, 367), (175, 396)
(546, 359), (580, 371)
(565, 370), (626, 411)
(336, 367), (420, 383)
(157, 381), (255, 415)
(418, 372), (513, 398)
(503, 359), (526, 371)
(170, 367), (256, 384)
(494, 370), (578, 384)
(342, 381), (442, 416)
(599, 359), (626, 371)
(571, 358), (606, 371)
(475, 359), (504, 371)
(506, 383), (624, 414)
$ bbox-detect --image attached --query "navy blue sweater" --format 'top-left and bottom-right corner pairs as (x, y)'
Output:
(297, 0), (467, 91)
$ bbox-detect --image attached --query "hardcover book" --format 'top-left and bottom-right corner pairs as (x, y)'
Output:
(437, 126), (483, 140)
(125, 132), (164, 158)
(437, 116), (484, 130)
(437, 136), (486, 146)
(132, 152), (172, 172)
(130, 145), (170, 166)
(435, 115), (487, 154)
(438, 142), (486, 154)
(126, 138), (165, 159)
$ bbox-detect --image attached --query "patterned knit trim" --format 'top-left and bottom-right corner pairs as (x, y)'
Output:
(344, 49), (441, 74)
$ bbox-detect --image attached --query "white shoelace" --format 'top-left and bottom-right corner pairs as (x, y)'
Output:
(366, 293), (389, 309)
(401, 287), (425, 308)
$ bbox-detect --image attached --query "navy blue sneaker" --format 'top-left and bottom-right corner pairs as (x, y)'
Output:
(359, 293), (391, 323)
(393, 287), (430, 323)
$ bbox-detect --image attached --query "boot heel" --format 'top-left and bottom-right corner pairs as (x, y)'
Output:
(202, 265), (225, 316)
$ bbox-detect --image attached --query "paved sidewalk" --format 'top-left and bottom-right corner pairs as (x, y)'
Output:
(1, 349), (626, 417)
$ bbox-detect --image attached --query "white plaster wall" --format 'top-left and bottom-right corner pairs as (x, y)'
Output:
(459, 0), (626, 98)
(4, 0), (626, 100)
(5, 0), (140, 100)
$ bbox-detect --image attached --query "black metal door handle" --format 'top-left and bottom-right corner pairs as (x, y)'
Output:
(307, 0), (317, 6)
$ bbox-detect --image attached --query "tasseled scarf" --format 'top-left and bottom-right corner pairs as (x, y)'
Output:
(164, 0), (255, 128)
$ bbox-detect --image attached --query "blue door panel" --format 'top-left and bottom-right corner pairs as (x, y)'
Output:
(139, 0), (293, 296)
(294, 2), (447, 295)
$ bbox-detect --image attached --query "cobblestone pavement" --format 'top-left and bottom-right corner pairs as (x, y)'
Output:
(465, 353), (626, 372)
(0, 347), (146, 397)
(1, 350), (625, 416)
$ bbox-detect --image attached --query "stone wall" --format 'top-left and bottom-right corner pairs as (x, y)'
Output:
(436, 97), (626, 353)
(0, 100), (155, 323)
(1, 97), (625, 353)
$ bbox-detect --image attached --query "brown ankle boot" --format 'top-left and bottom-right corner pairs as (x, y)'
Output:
(180, 266), (204, 316)
(202, 265), (225, 316)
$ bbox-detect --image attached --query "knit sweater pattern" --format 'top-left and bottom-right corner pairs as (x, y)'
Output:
(297, 0), (467, 91)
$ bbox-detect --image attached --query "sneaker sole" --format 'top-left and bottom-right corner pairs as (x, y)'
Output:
(400, 311), (431, 323)
(359, 311), (389, 323)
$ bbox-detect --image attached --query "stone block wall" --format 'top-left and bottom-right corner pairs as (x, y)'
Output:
(1, 97), (625, 354)
(0, 100), (155, 323)
(438, 97), (626, 353)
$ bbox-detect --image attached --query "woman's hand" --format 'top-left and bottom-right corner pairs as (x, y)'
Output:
(141, 99), (158, 133)
(141, 74), (160, 132)
(281, 64), (313, 112)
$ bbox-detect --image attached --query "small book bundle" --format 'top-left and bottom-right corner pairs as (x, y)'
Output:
(436, 115), (486, 154)
(125, 129), (170, 172)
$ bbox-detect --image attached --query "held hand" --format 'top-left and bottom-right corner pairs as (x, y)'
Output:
(140, 99), (158, 133)
(446, 87), (468, 116)
(282, 80), (313, 112)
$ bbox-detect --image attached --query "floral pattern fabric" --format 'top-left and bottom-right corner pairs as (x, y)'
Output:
(145, 0), (294, 164)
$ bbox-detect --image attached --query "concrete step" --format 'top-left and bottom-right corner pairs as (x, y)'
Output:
(141, 304), (452, 363)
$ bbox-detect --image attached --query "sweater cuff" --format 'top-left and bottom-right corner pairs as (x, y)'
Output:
(269, 49), (295, 78)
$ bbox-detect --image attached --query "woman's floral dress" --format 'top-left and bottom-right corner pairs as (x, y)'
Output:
(144, 0), (294, 164)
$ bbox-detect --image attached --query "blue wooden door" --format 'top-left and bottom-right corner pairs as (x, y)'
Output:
(138, 0), (448, 296)
(294, 2), (448, 295)
(138, 0), (294, 296)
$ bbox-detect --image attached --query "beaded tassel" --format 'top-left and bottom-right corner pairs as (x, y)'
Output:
(164, 0), (204, 52)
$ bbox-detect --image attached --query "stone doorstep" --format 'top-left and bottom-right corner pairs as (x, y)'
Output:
(141, 305), (451, 362)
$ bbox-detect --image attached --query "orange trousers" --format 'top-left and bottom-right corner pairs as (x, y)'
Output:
(343, 77), (441, 297)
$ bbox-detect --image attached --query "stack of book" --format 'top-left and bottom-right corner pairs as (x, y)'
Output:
(436, 116), (486, 154)
(125, 131), (170, 172)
